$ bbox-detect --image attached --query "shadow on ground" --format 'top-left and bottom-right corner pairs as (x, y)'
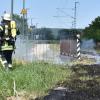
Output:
(36, 64), (100, 100)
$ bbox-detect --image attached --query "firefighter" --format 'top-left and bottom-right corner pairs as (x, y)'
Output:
(0, 13), (19, 69)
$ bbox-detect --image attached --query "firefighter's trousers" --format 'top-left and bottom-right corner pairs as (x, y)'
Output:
(0, 50), (13, 68)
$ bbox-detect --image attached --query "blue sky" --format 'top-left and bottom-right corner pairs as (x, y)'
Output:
(0, 0), (100, 28)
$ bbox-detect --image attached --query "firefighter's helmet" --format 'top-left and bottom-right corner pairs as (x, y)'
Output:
(3, 13), (11, 21)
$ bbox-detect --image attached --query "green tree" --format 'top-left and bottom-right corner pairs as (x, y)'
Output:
(33, 28), (54, 40)
(40, 28), (54, 40)
(13, 14), (28, 34)
(83, 16), (100, 42)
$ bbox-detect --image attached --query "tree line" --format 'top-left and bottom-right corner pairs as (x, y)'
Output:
(83, 16), (100, 43)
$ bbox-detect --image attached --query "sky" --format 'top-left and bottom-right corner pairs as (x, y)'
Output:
(0, 0), (100, 29)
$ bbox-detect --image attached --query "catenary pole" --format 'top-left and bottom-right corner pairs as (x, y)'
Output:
(11, 0), (14, 20)
(23, 0), (25, 35)
(74, 1), (81, 60)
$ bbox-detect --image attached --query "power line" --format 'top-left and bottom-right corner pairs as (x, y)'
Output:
(56, 8), (74, 19)
(54, 8), (75, 28)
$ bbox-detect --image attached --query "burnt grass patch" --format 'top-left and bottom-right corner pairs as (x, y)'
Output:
(37, 64), (100, 100)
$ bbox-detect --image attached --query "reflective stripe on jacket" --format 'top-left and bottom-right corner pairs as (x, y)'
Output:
(0, 26), (3, 31)
(1, 45), (13, 51)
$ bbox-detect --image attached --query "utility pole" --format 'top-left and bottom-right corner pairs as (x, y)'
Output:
(31, 18), (33, 26)
(23, 0), (25, 35)
(73, 1), (79, 29)
(73, 1), (80, 60)
(11, 0), (14, 19)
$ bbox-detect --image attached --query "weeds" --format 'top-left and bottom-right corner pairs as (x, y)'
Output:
(0, 61), (71, 98)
